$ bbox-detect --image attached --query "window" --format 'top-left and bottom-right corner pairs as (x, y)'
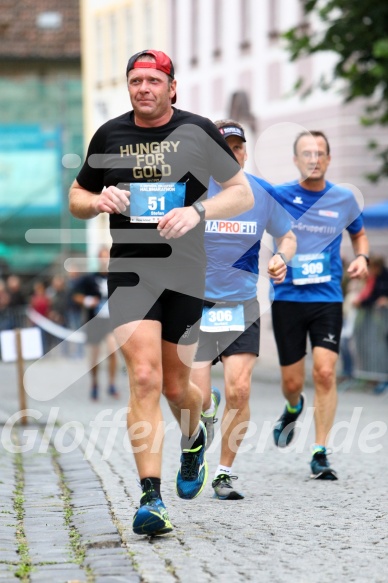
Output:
(190, 0), (199, 66)
(144, 0), (153, 48)
(212, 78), (223, 110)
(297, 0), (310, 35)
(110, 12), (118, 81)
(125, 7), (134, 59)
(268, 0), (280, 42)
(36, 11), (62, 29)
(95, 17), (104, 84)
(240, 0), (251, 52)
(267, 61), (281, 101)
(213, 0), (222, 58)
(171, 0), (177, 62)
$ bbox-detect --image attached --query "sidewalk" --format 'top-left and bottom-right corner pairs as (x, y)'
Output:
(0, 320), (387, 582)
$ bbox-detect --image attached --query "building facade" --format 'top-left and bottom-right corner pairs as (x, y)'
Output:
(79, 0), (388, 258)
(0, 0), (84, 274)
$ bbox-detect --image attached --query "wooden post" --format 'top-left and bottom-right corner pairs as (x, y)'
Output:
(15, 328), (27, 426)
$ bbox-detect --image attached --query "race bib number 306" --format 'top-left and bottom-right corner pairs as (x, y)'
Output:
(292, 252), (331, 285)
(200, 304), (245, 332)
(130, 182), (186, 223)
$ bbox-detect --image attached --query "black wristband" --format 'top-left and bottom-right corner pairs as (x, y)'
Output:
(356, 253), (370, 266)
(275, 252), (287, 265)
(192, 201), (206, 222)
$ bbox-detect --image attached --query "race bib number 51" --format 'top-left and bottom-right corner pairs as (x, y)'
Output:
(130, 182), (186, 223)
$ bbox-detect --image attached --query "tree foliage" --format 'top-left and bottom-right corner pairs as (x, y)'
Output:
(284, 0), (388, 181)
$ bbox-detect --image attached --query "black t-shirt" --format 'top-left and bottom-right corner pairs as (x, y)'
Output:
(76, 108), (240, 267)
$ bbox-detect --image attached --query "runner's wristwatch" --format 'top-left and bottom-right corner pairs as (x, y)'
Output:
(356, 253), (370, 265)
(275, 252), (287, 265)
(192, 201), (206, 222)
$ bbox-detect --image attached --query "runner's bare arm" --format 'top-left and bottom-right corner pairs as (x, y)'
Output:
(267, 230), (297, 284)
(69, 180), (130, 219)
(347, 228), (369, 279)
(158, 169), (253, 239)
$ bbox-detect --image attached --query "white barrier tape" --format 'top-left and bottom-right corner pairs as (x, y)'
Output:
(27, 308), (86, 343)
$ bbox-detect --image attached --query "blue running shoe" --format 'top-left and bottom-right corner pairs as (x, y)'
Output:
(273, 394), (305, 448)
(201, 386), (221, 450)
(176, 421), (208, 499)
(310, 447), (338, 481)
(132, 489), (173, 536)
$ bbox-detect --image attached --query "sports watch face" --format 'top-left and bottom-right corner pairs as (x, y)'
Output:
(193, 201), (206, 221)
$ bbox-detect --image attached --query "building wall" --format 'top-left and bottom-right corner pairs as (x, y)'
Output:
(79, 0), (388, 259)
(80, 0), (169, 260)
(170, 0), (388, 257)
(0, 0), (84, 274)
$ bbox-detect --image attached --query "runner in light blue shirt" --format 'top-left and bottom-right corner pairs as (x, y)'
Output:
(191, 119), (296, 500)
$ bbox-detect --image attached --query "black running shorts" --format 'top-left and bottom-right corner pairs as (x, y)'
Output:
(271, 301), (343, 366)
(107, 273), (204, 345)
(194, 298), (260, 363)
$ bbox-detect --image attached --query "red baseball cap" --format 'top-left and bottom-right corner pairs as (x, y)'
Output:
(126, 49), (176, 104)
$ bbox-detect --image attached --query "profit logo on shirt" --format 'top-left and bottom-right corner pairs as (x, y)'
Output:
(205, 220), (257, 234)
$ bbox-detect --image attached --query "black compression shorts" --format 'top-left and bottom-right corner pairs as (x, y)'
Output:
(194, 298), (260, 363)
(271, 301), (343, 366)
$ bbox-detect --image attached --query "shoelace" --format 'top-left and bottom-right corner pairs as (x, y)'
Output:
(312, 448), (334, 468)
(212, 474), (239, 488)
(180, 450), (201, 480)
(140, 489), (159, 506)
(139, 478), (160, 506)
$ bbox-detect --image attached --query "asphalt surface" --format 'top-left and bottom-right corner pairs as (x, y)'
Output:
(1, 315), (387, 582)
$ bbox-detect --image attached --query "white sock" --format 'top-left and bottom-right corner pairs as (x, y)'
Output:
(215, 465), (232, 478)
(203, 398), (215, 416)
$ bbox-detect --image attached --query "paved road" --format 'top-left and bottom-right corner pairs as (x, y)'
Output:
(0, 322), (387, 582)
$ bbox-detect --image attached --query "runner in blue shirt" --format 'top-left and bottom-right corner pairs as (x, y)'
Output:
(271, 130), (369, 480)
(191, 120), (296, 499)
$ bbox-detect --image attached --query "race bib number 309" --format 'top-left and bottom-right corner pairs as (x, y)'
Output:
(130, 182), (186, 223)
(292, 252), (331, 285)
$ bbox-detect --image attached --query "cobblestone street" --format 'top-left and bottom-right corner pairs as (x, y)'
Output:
(1, 322), (387, 582)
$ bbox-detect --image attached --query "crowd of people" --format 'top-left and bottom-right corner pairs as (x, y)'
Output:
(2, 48), (387, 538)
(0, 273), (82, 344)
(0, 253), (122, 399)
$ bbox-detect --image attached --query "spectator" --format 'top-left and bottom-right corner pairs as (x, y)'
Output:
(0, 279), (11, 331)
(353, 255), (388, 309)
(72, 248), (119, 400)
(47, 275), (69, 351)
(64, 261), (85, 358)
(353, 256), (388, 393)
(29, 281), (51, 353)
(6, 275), (27, 328)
